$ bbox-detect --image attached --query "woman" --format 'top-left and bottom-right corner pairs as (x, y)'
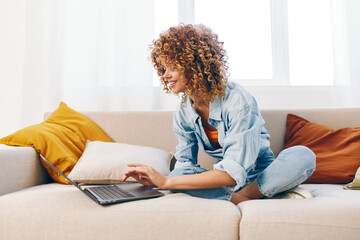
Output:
(122, 23), (315, 204)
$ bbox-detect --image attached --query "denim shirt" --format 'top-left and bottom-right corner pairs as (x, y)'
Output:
(173, 81), (274, 192)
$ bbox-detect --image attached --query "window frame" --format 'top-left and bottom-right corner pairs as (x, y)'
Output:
(178, 0), (335, 87)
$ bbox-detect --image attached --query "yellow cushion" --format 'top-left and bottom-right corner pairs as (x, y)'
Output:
(0, 102), (113, 184)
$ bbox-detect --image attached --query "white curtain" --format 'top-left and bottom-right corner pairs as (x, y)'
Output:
(0, 0), (175, 137)
(1, 0), (360, 138)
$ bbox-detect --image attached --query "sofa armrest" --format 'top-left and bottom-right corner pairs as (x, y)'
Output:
(0, 145), (51, 196)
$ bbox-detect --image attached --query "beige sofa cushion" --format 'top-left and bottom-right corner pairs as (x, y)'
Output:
(0, 183), (240, 240)
(68, 140), (172, 184)
(238, 184), (360, 240)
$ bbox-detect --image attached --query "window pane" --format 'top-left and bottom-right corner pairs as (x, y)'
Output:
(194, 0), (273, 80)
(288, 0), (334, 86)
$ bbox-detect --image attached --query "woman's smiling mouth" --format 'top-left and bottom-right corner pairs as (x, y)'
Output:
(168, 80), (177, 88)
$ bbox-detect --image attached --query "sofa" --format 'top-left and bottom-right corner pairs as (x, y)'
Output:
(1, 108), (360, 240)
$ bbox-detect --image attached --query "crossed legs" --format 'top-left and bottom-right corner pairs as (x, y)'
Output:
(230, 180), (265, 205)
(169, 146), (316, 205)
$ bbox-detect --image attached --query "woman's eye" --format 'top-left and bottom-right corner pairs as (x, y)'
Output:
(161, 64), (176, 72)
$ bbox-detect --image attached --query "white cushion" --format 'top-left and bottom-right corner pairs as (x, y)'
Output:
(68, 140), (172, 184)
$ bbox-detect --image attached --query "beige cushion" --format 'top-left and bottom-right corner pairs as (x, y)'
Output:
(238, 184), (360, 240)
(0, 183), (240, 240)
(68, 140), (172, 184)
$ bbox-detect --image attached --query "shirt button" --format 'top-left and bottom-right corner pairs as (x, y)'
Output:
(203, 137), (207, 141)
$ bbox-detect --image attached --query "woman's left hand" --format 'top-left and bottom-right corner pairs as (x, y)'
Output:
(122, 164), (170, 189)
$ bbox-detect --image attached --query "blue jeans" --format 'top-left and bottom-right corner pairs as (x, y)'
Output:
(168, 146), (316, 201)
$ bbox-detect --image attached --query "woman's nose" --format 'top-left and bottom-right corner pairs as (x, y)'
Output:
(163, 69), (171, 78)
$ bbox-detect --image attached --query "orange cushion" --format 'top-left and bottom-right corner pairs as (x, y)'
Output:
(0, 102), (113, 184)
(284, 114), (360, 183)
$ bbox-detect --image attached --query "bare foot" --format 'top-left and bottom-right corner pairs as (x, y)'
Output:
(230, 192), (251, 205)
(230, 180), (265, 205)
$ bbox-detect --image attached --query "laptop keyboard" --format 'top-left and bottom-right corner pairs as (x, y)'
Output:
(89, 185), (135, 201)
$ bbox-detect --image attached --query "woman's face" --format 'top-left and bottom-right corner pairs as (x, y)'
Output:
(162, 65), (189, 94)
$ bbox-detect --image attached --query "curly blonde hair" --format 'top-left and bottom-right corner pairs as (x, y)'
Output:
(150, 23), (229, 108)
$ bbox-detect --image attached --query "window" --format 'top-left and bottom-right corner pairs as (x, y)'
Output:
(194, 0), (273, 81)
(153, 0), (335, 86)
(287, 0), (334, 86)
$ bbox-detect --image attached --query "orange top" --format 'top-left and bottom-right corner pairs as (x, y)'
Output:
(203, 127), (219, 145)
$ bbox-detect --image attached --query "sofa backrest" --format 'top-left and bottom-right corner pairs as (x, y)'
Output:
(45, 108), (360, 170)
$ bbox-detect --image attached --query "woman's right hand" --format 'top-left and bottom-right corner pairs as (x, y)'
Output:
(122, 163), (170, 189)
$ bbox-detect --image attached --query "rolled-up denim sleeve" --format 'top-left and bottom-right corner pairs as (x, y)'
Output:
(173, 112), (199, 167)
(213, 106), (263, 192)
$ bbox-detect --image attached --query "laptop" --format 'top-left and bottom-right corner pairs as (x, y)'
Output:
(40, 154), (164, 206)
